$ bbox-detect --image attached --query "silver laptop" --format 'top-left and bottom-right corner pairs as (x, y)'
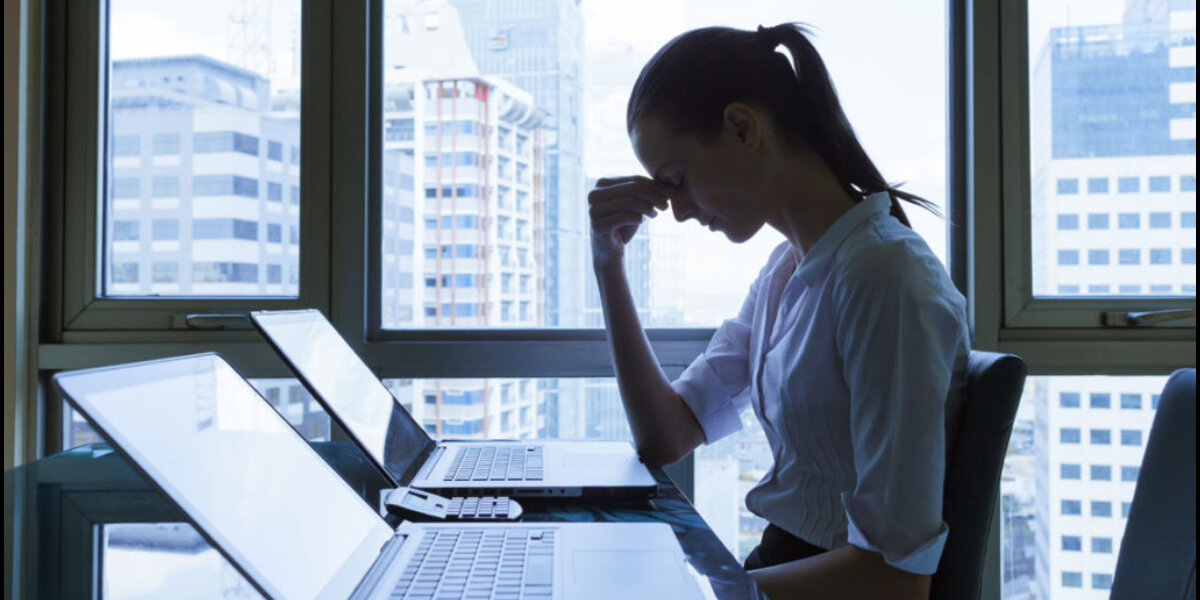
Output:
(248, 310), (657, 498)
(53, 354), (705, 600)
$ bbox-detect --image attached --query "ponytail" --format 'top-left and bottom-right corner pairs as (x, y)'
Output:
(628, 24), (940, 227)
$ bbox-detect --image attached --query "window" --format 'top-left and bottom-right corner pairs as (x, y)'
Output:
(151, 219), (179, 240)
(1117, 177), (1139, 193)
(1061, 500), (1082, 516)
(1058, 392), (1080, 408)
(1056, 214), (1078, 230)
(1090, 429), (1111, 445)
(151, 262), (178, 283)
(1183, 175), (1197, 191)
(87, 0), (305, 304)
(112, 220), (139, 241)
(1117, 213), (1140, 229)
(1086, 213), (1108, 230)
(1184, 249), (1197, 265)
(1091, 501), (1112, 518)
(1119, 393), (1141, 409)
(1149, 248), (1172, 265)
(1118, 249), (1140, 265)
(1184, 212), (1197, 228)
(193, 219), (258, 241)
(1121, 466), (1140, 482)
(1091, 537), (1112, 554)
(152, 133), (180, 155)
(1087, 249), (1109, 266)
(112, 135), (140, 157)
(1060, 536), (1081, 551)
(1089, 465), (1110, 481)
(1061, 572), (1082, 588)
(1060, 428), (1080, 444)
(1149, 176), (1171, 192)
(267, 224), (282, 243)
(1057, 250), (1079, 266)
(1088, 393), (1110, 409)
(1086, 177), (1108, 194)
(1120, 429), (1142, 446)
(151, 176), (179, 198)
(1059, 464), (1080, 479)
(1149, 212), (1172, 228)
(1092, 573), (1113, 590)
(1056, 178), (1078, 194)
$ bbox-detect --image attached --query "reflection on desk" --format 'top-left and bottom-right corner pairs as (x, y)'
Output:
(5, 443), (764, 599)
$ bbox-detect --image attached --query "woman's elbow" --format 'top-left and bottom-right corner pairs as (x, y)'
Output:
(634, 442), (688, 467)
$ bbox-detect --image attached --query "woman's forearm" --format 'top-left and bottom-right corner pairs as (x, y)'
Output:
(750, 545), (930, 600)
(595, 260), (704, 465)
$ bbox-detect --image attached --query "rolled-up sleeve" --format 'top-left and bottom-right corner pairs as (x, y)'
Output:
(832, 243), (966, 575)
(671, 272), (761, 444)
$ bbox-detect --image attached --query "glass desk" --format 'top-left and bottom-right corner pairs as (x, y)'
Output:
(5, 443), (765, 599)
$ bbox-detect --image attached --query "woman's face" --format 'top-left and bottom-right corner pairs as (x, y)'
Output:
(630, 111), (772, 243)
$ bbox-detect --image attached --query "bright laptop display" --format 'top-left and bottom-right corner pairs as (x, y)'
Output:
(250, 310), (434, 485)
(54, 354), (393, 599)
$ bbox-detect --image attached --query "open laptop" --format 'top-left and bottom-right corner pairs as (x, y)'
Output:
(248, 309), (657, 498)
(53, 354), (705, 600)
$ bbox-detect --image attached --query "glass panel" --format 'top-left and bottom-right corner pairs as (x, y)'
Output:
(103, 1), (302, 297)
(381, 378), (626, 441)
(380, 0), (947, 328)
(1000, 375), (1166, 599)
(64, 379), (326, 450)
(102, 523), (262, 599)
(1029, 1), (1197, 297)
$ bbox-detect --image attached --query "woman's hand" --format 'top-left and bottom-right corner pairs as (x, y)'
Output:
(588, 176), (673, 269)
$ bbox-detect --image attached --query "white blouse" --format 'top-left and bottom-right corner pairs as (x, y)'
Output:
(672, 192), (969, 575)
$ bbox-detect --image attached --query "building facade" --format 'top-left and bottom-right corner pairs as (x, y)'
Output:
(1028, 0), (1195, 596)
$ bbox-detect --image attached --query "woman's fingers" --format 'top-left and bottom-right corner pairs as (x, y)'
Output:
(589, 176), (673, 212)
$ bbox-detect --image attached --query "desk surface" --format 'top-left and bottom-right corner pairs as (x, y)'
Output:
(6, 443), (764, 599)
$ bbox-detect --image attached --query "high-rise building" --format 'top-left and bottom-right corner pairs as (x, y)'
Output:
(381, 0), (548, 439)
(107, 55), (301, 298)
(449, 0), (587, 329)
(1027, 0), (1195, 596)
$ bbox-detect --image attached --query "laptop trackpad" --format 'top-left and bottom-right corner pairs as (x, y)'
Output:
(571, 550), (683, 585)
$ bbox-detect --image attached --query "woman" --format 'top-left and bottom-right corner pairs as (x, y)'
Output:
(588, 23), (969, 599)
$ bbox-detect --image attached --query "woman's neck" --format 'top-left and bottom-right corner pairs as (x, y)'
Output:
(767, 150), (859, 259)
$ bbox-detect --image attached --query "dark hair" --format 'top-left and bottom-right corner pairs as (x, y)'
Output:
(626, 23), (939, 227)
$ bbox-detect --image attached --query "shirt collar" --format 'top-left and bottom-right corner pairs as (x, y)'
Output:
(795, 191), (892, 286)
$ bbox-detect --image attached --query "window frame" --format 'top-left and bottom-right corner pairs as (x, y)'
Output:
(46, 0), (332, 338)
(992, 0), (1197, 340)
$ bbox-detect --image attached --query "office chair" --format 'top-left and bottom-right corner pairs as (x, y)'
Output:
(1111, 369), (1196, 600)
(930, 351), (1026, 600)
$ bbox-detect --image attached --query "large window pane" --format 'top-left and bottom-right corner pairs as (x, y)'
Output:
(1001, 375), (1166, 599)
(1029, 1), (1197, 298)
(379, 0), (947, 329)
(382, 378), (627, 441)
(103, 0), (302, 297)
(102, 523), (261, 599)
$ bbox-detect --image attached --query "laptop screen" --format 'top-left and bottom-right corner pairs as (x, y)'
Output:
(250, 310), (434, 485)
(55, 354), (394, 600)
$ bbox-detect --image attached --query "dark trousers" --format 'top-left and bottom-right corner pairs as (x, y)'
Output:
(743, 524), (829, 570)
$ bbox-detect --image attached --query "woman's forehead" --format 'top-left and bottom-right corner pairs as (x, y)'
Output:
(630, 116), (681, 175)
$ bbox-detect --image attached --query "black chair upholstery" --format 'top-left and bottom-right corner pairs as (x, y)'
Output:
(1111, 369), (1197, 600)
(930, 351), (1027, 600)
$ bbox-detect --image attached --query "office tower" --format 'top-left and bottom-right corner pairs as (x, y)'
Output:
(450, 0), (587, 329)
(382, 0), (547, 439)
(1027, 1), (1195, 596)
(107, 56), (300, 298)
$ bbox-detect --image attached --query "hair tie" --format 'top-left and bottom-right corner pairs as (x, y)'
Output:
(756, 24), (782, 51)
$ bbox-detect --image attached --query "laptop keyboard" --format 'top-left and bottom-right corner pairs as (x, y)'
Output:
(444, 447), (544, 482)
(391, 528), (556, 599)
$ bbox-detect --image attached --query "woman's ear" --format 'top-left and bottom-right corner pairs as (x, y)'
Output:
(722, 102), (763, 151)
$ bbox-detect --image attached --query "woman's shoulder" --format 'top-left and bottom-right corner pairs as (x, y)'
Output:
(831, 216), (960, 301)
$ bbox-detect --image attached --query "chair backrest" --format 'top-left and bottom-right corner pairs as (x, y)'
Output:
(930, 351), (1027, 600)
(1111, 369), (1197, 600)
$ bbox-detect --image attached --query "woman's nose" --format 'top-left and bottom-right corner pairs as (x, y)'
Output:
(670, 194), (696, 223)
